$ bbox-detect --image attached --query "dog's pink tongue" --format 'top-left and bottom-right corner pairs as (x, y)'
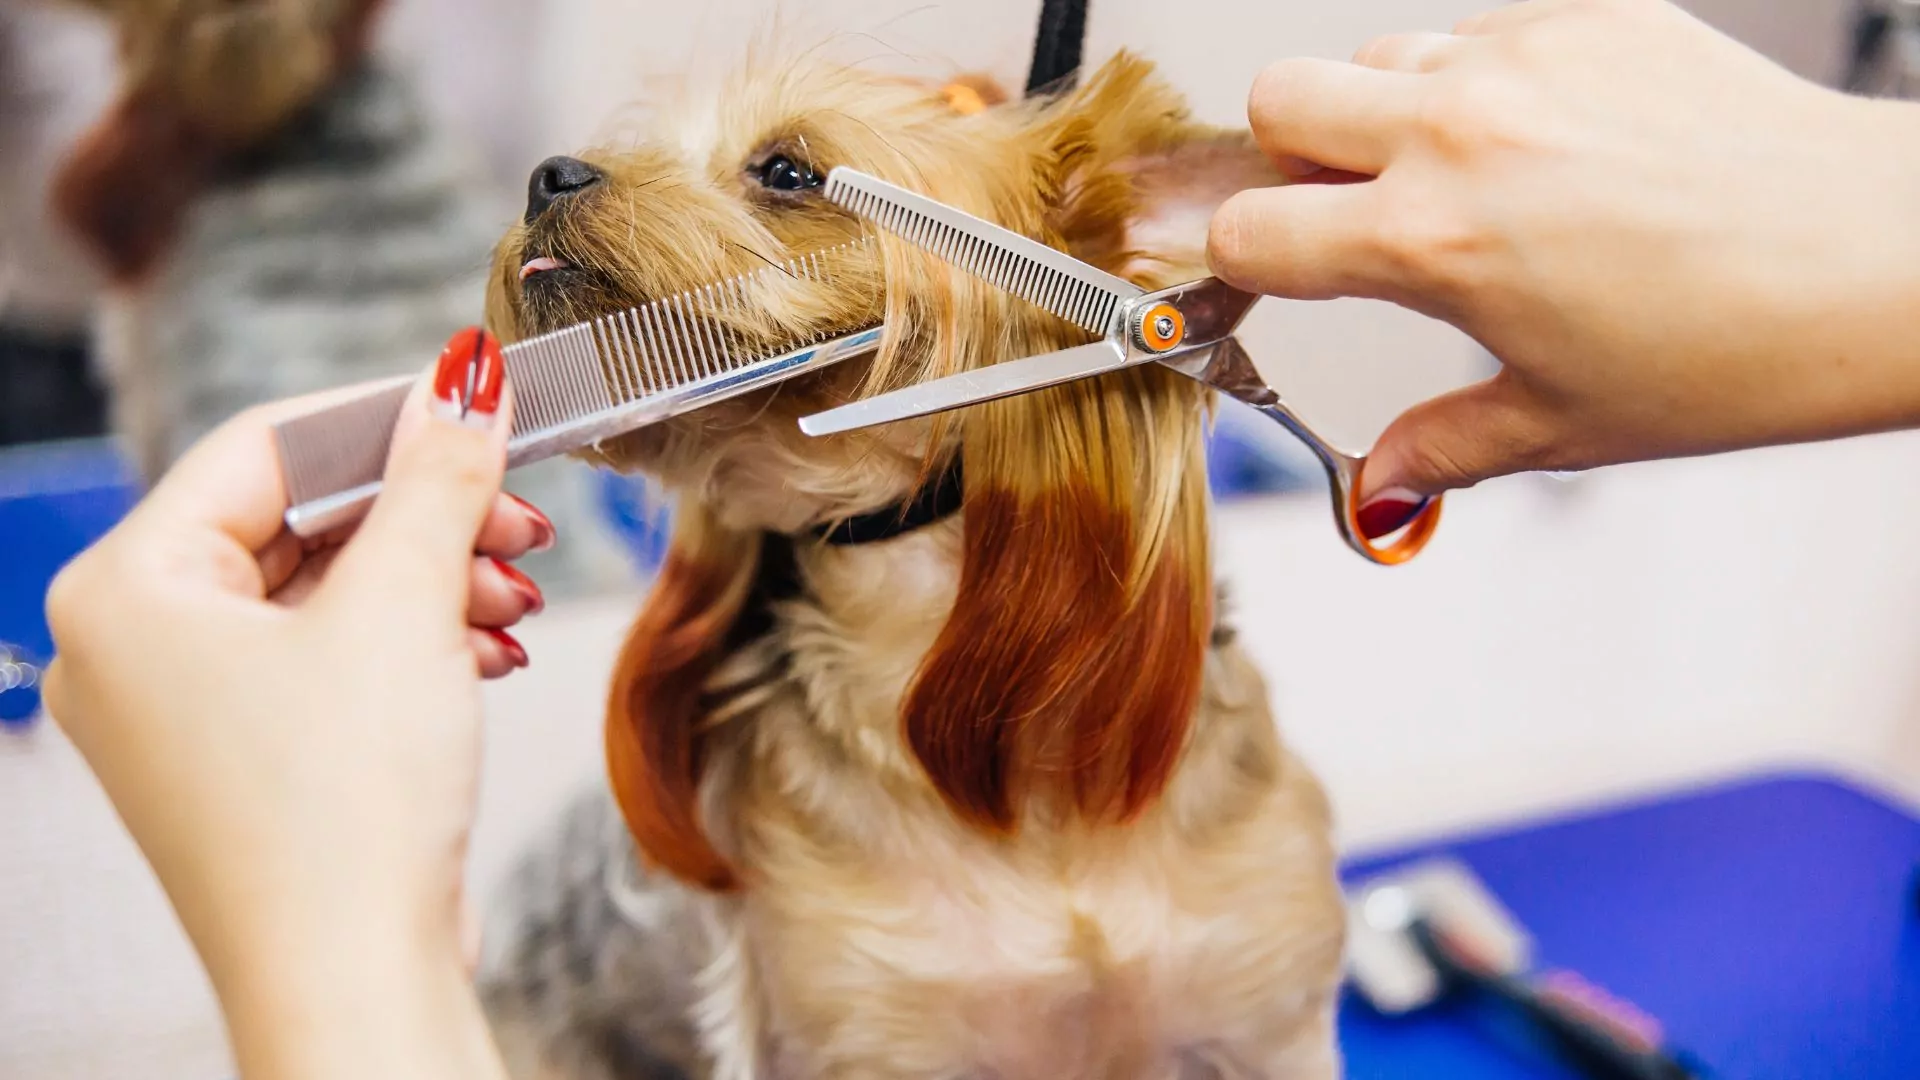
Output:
(519, 256), (570, 281)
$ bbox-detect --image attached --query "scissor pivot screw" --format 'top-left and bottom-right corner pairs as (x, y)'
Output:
(1133, 301), (1186, 353)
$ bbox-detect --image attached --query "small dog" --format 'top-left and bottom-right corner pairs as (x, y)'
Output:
(481, 51), (1345, 1080)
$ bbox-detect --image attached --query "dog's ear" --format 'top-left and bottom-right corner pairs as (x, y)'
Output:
(1037, 50), (1288, 283)
(604, 507), (763, 892)
(905, 371), (1212, 831)
(903, 374), (1212, 830)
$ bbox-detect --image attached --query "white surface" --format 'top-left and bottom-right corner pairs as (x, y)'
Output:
(1224, 437), (1920, 849)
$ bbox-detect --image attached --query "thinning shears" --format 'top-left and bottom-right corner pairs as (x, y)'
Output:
(798, 168), (1442, 565)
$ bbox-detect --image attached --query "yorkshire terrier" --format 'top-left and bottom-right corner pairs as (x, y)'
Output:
(480, 52), (1345, 1080)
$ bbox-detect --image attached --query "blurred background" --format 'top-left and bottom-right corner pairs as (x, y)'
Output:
(3, 0), (1915, 1077)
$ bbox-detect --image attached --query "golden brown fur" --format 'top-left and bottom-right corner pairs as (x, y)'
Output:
(482, 51), (1344, 1080)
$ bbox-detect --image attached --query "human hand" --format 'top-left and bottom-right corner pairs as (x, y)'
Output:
(43, 329), (535, 1079)
(1209, 0), (1920, 533)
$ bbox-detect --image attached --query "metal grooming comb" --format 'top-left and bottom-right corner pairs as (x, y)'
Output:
(273, 240), (882, 536)
(821, 168), (1138, 336)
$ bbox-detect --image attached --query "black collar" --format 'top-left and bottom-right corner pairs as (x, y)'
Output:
(812, 460), (964, 545)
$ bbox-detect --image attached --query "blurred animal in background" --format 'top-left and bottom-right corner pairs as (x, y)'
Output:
(46, 0), (626, 589)
(476, 21), (1346, 1080)
(52, 0), (391, 291)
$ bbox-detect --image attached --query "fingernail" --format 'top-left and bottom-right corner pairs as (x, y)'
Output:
(1356, 486), (1430, 540)
(490, 557), (544, 616)
(506, 493), (556, 552)
(432, 327), (505, 429)
(482, 627), (530, 668)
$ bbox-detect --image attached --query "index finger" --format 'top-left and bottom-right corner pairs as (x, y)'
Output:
(1248, 57), (1422, 177)
(1208, 182), (1397, 301)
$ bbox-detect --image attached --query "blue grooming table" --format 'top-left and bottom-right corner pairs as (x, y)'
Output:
(0, 439), (138, 725)
(1338, 773), (1920, 1078)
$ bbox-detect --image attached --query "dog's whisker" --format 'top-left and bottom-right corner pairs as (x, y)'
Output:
(821, 110), (914, 170)
(727, 241), (796, 279)
(867, 5), (944, 37)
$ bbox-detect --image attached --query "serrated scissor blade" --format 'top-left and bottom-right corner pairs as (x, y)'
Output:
(823, 167), (1141, 335)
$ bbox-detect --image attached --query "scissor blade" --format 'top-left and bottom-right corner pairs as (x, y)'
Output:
(823, 167), (1143, 335)
(799, 341), (1128, 436)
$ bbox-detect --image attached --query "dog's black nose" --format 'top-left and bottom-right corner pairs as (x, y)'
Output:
(525, 156), (604, 223)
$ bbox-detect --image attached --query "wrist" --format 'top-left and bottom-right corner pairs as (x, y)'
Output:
(209, 914), (502, 1080)
(1754, 91), (1920, 444)
(1846, 97), (1920, 433)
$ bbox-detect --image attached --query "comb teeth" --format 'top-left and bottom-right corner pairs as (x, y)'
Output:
(274, 381), (414, 513)
(275, 238), (879, 527)
(822, 167), (1141, 335)
(498, 237), (872, 441)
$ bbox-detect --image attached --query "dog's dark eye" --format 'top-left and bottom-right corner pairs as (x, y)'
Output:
(753, 155), (823, 193)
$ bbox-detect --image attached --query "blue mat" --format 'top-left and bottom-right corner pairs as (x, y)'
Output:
(0, 440), (137, 725)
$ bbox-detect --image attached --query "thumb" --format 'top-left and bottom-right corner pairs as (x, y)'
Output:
(1355, 375), (1554, 536)
(324, 328), (511, 619)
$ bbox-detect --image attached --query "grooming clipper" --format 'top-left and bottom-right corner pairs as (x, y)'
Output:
(1347, 858), (1704, 1080)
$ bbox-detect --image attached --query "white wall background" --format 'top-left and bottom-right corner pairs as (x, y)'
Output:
(4, 1), (1903, 1078)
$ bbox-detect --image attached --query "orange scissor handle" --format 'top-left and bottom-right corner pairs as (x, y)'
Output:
(1210, 364), (1446, 566)
(1340, 489), (1444, 566)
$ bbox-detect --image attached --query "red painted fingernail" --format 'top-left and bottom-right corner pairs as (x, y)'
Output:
(506, 493), (556, 552)
(1356, 487), (1430, 540)
(482, 626), (529, 668)
(490, 557), (544, 615)
(432, 327), (505, 428)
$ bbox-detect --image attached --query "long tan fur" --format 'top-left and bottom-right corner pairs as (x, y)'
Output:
(481, 51), (1344, 1080)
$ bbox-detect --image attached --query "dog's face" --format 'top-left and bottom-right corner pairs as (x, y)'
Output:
(485, 61), (1057, 534)
(490, 53), (1289, 889)
(485, 61), (946, 532)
